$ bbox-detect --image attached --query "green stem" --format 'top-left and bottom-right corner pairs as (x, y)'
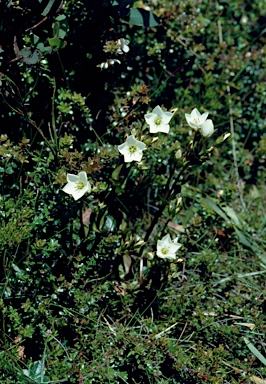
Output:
(79, 201), (85, 241)
(144, 161), (190, 243)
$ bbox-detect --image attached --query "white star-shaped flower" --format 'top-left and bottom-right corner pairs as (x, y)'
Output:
(62, 171), (91, 200)
(156, 234), (182, 260)
(118, 135), (146, 163)
(144, 106), (174, 133)
(117, 38), (130, 54)
(185, 108), (214, 138)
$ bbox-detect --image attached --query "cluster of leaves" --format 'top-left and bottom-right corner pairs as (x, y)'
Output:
(0, 0), (265, 383)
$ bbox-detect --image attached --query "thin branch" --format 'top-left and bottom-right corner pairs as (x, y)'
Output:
(25, 17), (48, 32)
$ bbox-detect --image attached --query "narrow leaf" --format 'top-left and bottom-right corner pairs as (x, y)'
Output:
(222, 205), (241, 227)
(41, 0), (56, 16)
(200, 197), (230, 223)
(129, 8), (160, 27)
(112, 164), (123, 180)
(243, 338), (266, 366)
(123, 254), (131, 275)
(234, 227), (253, 248)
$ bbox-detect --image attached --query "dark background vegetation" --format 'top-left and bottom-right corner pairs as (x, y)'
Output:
(0, 0), (265, 383)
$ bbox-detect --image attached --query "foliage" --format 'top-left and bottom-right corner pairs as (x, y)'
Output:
(0, 0), (265, 383)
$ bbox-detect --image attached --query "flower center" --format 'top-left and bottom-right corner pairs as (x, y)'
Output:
(161, 247), (169, 255)
(193, 118), (200, 126)
(154, 117), (162, 126)
(76, 181), (85, 190)
(129, 145), (137, 154)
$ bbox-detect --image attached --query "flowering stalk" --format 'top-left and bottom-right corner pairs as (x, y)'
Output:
(143, 160), (190, 243)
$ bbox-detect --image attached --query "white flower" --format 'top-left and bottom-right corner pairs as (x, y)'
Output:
(62, 171), (91, 200)
(185, 108), (214, 138)
(118, 135), (146, 163)
(117, 38), (130, 54)
(200, 119), (214, 138)
(156, 234), (182, 260)
(144, 105), (174, 133)
(109, 59), (121, 65)
(97, 59), (121, 69)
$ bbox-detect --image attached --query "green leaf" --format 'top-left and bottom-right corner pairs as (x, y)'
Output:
(53, 21), (60, 37)
(129, 8), (160, 27)
(33, 34), (40, 44)
(41, 0), (56, 16)
(123, 254), (131, 275)
(112, 164), (123, 180)
(21, 360), (49, 382)
(19, 48), (41, 65)
(234, 227), (253, 248)
(53, 14), (68, 39)
(12, 263), (25, 277)
(55, 14), (66, 22)
(222, 205), (241, 227)
(243, 338), (266, 366)
(103, 216), (116, 231)
(48, 37), (65, 49)
(200, 197), (230, 223)
(37, 42), (52, 53)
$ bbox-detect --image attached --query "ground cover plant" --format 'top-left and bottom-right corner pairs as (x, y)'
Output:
(0, 0), (265, 383)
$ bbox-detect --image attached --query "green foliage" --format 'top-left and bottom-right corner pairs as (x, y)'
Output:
(0, 0), (265, 383)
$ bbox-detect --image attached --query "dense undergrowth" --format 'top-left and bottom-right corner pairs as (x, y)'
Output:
(0, 0), (265, 383)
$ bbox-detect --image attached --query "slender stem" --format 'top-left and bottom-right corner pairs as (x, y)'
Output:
(29, 118), (57, 156)
(227, 82), (246, 211)
(79, 201), (85, 241)
(51, 77), (58, 152)
(57, 51), (70, 89)
(144, 161), (190, 243)
(168, 161), (190, 199)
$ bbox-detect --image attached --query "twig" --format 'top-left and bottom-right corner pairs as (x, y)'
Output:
(25, 17), (48, 32)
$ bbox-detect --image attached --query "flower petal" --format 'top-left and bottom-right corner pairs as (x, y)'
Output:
(185, 113), (199, 129)
(149, 124), (170, 133)
(199, 111), (209, 124)
(161, 112), (174, 124)
(62, 183), (75, 195)
(118, 142), (127, 152)
(201, 119), (214, 137)
(152, 105), (164, 116)
(67, 174), (79, 183)
(72, 185), (90, 201)
(144, 112), (156, 124)
(78, 171), (88, 184)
